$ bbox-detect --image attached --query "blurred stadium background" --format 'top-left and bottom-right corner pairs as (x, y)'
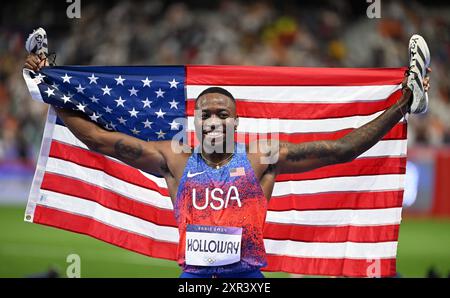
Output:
(0, 0), (449, 278)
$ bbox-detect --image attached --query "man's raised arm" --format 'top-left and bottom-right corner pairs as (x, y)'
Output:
(54, 108), (170, 176)
(275, 75), (429, 174)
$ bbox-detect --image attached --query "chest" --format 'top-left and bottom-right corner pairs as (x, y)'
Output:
(164, 152), (275, 204)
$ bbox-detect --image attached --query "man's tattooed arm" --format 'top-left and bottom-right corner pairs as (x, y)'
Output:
(276, 89), (412, 174)
(54, 107), (167, 175)
(114, 139), (143, 161)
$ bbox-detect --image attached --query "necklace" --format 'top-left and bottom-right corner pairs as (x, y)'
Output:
(200, 152), (234, 169)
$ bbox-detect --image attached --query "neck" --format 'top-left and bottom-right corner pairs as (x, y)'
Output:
(201, 151), (233, 163)
(200, 143), (235, 166)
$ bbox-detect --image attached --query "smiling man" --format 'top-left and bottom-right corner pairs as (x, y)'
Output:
(24, 34), (431, 278)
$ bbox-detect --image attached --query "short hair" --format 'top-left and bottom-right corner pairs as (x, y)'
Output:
(195, 87), (236, 104)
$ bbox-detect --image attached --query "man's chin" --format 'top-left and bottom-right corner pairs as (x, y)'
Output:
(201, 136), (234, 153)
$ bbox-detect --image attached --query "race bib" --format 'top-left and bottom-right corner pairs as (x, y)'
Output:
(185, 224), (242, 266)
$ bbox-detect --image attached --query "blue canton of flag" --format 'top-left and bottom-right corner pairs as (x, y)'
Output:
(31, 66), (186, 141)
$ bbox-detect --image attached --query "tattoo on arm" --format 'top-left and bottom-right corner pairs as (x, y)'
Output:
(114, 139), (143, 161)
(282, 141), (340, 163)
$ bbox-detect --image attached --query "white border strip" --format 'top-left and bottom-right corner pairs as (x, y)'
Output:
(24, 106), (57, 222)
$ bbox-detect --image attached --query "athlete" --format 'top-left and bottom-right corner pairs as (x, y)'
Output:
(24, 35), (431, 278)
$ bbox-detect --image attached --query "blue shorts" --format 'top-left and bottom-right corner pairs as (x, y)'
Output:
(180, 269), (264, 278)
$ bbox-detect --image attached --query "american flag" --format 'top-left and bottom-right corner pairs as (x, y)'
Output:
(23, 65), (407, 277)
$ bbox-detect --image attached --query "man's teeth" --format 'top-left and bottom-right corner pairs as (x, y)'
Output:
(206, 131), (222, 137)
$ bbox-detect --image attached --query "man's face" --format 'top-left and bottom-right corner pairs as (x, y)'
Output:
(194, 93), (238, 153)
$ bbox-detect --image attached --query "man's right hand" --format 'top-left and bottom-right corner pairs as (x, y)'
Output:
(23, 53), (48, 72)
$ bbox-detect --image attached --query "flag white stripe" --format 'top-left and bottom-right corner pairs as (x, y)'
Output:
(264, 239), (398, 259)
(359, 139), (406, 158)
(186, 85), (402, 103)
(38, 190), (179, 242)
(187, 111), (404, 133)
(45, 157), (173, 210)
(266, 208), (402, 226)
(272, 174), (404, 196)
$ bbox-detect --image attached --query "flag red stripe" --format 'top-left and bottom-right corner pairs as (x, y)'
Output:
(264, 255), (396, 277)
(263, 223), (399, 243)
(186, 65), (406, 86)
(33, 205), (178, 261)
(41, 172), (177, 227)
(268, 190), (404, 211)
(187, 123), (407, 146)
(49, 141), (170, 196)
(276, 157), (406, 181)
(186, 90), (402, 119)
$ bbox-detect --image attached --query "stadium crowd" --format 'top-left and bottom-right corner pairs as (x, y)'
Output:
(1, 0), (450, 164)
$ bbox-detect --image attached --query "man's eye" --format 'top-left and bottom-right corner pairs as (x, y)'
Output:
(219, 113), (229, 119)
(201, 114), (208, 120)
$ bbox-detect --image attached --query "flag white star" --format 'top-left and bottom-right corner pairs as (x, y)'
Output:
(142, 119), (153, 128)
(104, 106), (113, 113)
(128, 108), (139, 118)
(155, 88), (165, 98)
(115, 96), (126, 107)
(89, 95), (99, 103)
(109, 122), (117, 130)
(88, 74), (99, 84)
(141, 77), (152, 87)
(169, 120), (181, 130)
(168, 78), (179, 88)
(155, 109), (166, 119)
(128, 86), (139, 96)
(75, 84), (85, 94)
(117, 117), (127, 125)
(131, 127), (141, 135)
(142, 98), (152, 108)
(156, 129), (166, 139)
(168, 99), (179, 109)
(44, 87), (55, 97)
(61, 94), (71, 103)
(76, 102), (87, 112)
(61, 73), (72, 83)
(89, 112), (102, 122)
(115, 75), (126, 85)
(51, 82), (59, 90)
(35, 73), (46, 82)
(102, 85), (112, 95)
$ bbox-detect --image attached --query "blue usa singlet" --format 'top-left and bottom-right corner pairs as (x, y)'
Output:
(174, 143), (268, 275)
